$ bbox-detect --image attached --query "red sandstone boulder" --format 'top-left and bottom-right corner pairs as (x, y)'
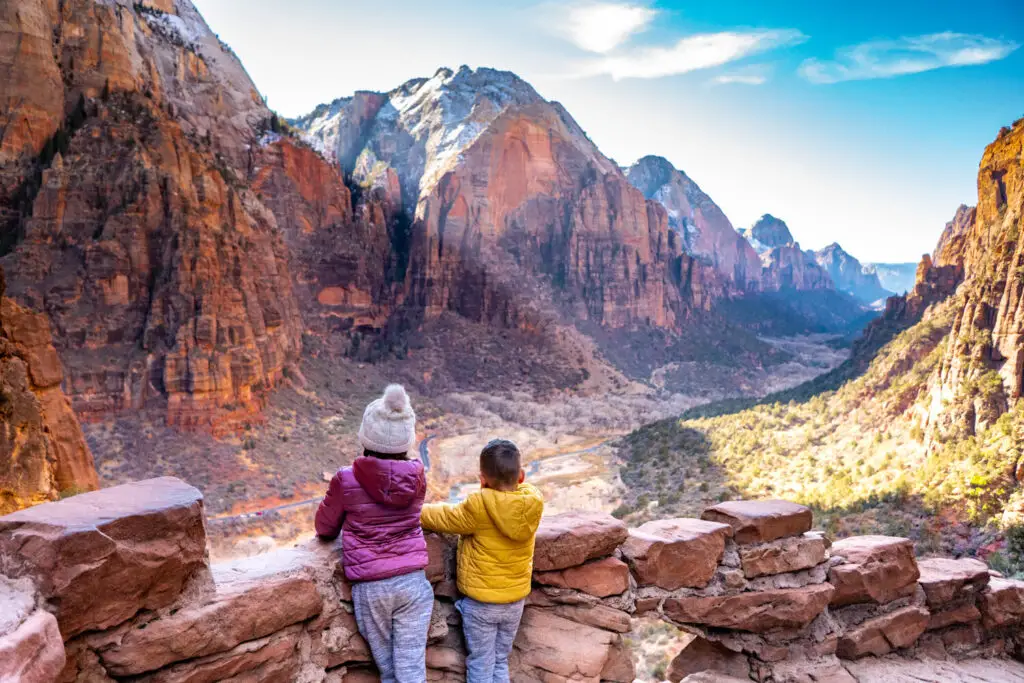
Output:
(917, 557), (990, 608)
(0, 477), (206, 638)
(928, 602), (982, 631)
(979, 577), (1024, 630)
(100, 552), (322, 675)
(667, 636), (749, 682)
(321, 610), (372, 668)
(621, 518), (732, 590)
(0, 610), (65, 683)
(534, 557), (630, 598)
(663, 583), (834, 632)
(533, 512), (627, 572)
(512, 607), (629, 680)
(828, 536), (920, 607)
(836, 606), (930, 659)
(739, 533), (830, 579)
(701, 500), (812, 544)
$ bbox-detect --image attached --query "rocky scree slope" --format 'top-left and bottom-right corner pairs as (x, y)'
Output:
(617, 118), (1024, 558)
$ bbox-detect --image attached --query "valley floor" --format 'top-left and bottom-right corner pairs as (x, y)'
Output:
(91, 332), (849, 561)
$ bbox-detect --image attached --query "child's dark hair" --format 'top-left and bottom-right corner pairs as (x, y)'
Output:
(364, 449), (408, 461)
(480, 439), (521, 489)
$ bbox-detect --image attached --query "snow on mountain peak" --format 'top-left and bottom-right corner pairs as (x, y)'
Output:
(293, 66), (619, 215)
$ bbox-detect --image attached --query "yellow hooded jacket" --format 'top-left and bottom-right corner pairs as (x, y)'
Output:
(421, 483), (544, 603)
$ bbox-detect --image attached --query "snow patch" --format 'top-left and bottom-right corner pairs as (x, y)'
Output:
(143, 11), (199, 50)
(258, 132), (282, 148)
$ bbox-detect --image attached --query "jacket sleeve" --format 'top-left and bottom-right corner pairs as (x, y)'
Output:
(315, 473), (345, 540)
(421, 497), (478, 535)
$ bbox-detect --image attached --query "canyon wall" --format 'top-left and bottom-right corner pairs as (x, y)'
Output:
(0, 267), (97, 515)
(2, 479), (1023, 683)
(0, 0), (390, 431)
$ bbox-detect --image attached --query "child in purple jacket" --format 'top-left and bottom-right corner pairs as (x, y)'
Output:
(315, 385), (431, 683)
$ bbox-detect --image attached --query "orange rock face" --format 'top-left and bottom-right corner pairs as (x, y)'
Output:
(411, 105), (726, 334)
(0, 268), (98, 514)
(0, 0), (335, 432)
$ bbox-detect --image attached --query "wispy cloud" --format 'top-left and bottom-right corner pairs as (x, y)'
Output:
(551, 1), (658, 54)
(576, 29), (806, 80)
(800, 32), (1019, 84)
(712, 64), (772, 86)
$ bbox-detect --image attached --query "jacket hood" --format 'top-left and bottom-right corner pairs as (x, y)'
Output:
(352, 456), (425, 508)
(480, 483), (544, 542)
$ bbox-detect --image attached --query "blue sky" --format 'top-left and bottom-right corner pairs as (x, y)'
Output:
(191, 0), (1024, 263)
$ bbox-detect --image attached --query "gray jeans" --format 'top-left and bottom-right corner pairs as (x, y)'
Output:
(351, 571), (434, 683)
(457, 596), (526, 683)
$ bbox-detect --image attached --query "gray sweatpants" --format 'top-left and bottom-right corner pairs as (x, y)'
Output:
(457, 596), (526, 683)
(351, 570), (434, 683)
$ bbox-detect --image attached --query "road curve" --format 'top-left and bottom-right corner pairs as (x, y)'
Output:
(210, 435), (437, 523)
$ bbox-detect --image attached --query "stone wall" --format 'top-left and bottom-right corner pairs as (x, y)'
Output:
(1, 479), (1023, 683)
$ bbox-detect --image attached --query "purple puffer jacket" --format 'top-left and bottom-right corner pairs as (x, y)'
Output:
(315, 456), (428, 582)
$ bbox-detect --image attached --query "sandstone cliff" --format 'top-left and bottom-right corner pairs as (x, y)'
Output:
(0, 268), (97, 514)
(625, 155), (762, 291)
(923, 118), (1024, 436)
(294, 67), (734, 344)
(0, 0), (388, 432)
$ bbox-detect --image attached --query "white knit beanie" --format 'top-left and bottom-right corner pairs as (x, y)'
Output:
(357, 384), (417, 455)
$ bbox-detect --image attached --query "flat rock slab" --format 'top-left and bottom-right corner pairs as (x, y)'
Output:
(534, 557), (630, 598)
(0, 610), (66, 683)
(701, 500), (812, 544)
(533, 512), (627, 572)
(679, 674), (752, 683)
(829, 536), (920, 607)
(917, 557), (989, 609)
(0, 477), (206, 638)
(739, 533), (830, 579)
(622, 518), (733, 590)
(836, 606), (929, 659)
(979, 576), (1024, 629)
(845, 656), (1024, 682)
(100, 553), (322, 676)
(663, 583), (834, 632)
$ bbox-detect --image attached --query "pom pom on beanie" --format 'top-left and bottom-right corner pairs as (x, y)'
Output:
(358, 384), (417, 455)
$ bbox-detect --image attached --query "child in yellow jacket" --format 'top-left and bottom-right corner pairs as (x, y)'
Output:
(421, 439), (544, 683)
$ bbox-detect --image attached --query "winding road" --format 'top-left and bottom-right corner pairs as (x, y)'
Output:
(208, 435), (436, 524)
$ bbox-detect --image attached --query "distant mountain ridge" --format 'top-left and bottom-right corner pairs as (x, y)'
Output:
(624, 155), (761, 290)
(813, 242), (892, 306)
